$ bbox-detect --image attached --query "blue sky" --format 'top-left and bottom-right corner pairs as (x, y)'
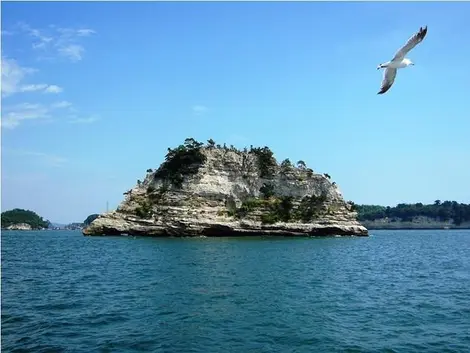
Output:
(2, 1), (470, 223)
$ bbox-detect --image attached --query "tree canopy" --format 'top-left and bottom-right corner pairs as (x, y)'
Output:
(1, 208), (50, 229)
(83, 214), (100, 226)
(249, 146), (278, 178)
(355, 201), (470, 225)
(154, 137), (207, 188)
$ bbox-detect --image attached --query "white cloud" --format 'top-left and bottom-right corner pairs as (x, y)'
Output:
(69, 114), (100, 124)
(50, 100), (73, 109)
(1, 23), (99, 130)
(1, 57), (63, 97)
(44, 85), (63, 93)
(192, 105), (209, 116)
(0, 101), (100, 129)
(20, 83), (49, 92)
(1, 103), (50, 129)
(58, 44), (85, 62)
(19, 83), (63, 94)
(1, 101), (73, 129)
(14, 22), (95, 62)
(3, 149), (68, 167)
(76, 29), (96, 37)
(1, 57), (36, 96)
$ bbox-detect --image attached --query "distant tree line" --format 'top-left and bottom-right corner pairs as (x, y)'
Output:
(355, 201), (470, 225)
(1, 208), (50, 229)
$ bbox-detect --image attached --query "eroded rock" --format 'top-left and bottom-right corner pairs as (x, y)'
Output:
(83, 140), (368, 237)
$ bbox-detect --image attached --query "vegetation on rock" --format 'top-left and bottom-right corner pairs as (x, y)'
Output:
(259, 182), (276, 199)
(207, 138), (216, 148)
(143, 137), (338, 225)
(228, 192), (328, 225)
(1, 208), (50, 229)
(147, 183), (169, 204)
(280, 158), (293, 175)
(294, 194), (328, 222)
(249, 146), (278, 178)
(260, 196), (295, 224)
(84, 137), (369, 237)
(154, 138), (207, 188)
(356, 201), (470, 225)
(83, 214), (99, 226)
(151, 137), (323, 188)
(135, 199), (153, 218)
(152, 138), (322, 183)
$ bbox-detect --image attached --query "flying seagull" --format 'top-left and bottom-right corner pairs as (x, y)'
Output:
(377, 26), (428, 94)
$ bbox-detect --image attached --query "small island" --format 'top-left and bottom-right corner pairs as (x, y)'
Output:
(1, 208), (50, 230)
(83, 138), (368, 237)
(355, 201), (470, 229)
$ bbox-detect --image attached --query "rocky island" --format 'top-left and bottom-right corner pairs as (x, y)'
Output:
(1, 208), (50, 230)
(83, 138), (368, 237)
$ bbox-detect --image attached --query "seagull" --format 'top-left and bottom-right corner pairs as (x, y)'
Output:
(377, 26), (428, 94)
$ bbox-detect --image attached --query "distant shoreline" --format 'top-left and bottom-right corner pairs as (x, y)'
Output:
(361, 221), (470, 230)
(3, 227), (470, 233)
(1, 228), (82, 231)
(366, 226), (470, 230)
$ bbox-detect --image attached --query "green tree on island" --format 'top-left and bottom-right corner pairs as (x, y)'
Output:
(355, 201), (470, 225)
(207, 139), (216, 148)
(1, 208), (50, 229)
(83, 214), (100, 226)
(297, 160), (306, 169)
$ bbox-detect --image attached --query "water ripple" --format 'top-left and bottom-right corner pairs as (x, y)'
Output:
(2, 230), (470, 352)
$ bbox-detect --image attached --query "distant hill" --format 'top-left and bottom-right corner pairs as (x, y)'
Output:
(354, 201), (470, 229)
(83, 214), (99, 226)
(49, 223), (67, 228)
(1, 208), (50, 230)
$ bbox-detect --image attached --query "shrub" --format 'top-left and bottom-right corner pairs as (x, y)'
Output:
(250, 146), (277, 178)
(135, 200), (152, 218)
(294, 193), (328, 222)
(259, 182), (276, 199)
(154, 138), (206, 188)
(260, 196), (294, 224)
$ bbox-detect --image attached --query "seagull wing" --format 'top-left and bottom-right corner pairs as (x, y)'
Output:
(378, 67), (397, 94)
(391, 26), (428, 62)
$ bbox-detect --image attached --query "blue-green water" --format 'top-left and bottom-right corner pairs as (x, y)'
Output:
(2, 230), (469, 352)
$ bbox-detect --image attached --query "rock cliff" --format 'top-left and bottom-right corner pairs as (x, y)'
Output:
(6, 223), (33, 231)
(83, 138), (368, 237)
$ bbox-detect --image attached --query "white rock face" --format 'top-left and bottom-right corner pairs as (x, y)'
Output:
(84, 147), (368, 237)
(6, 223), (33, 230)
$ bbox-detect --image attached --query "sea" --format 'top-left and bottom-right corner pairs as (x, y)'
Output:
(1, 229), (469, 353)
